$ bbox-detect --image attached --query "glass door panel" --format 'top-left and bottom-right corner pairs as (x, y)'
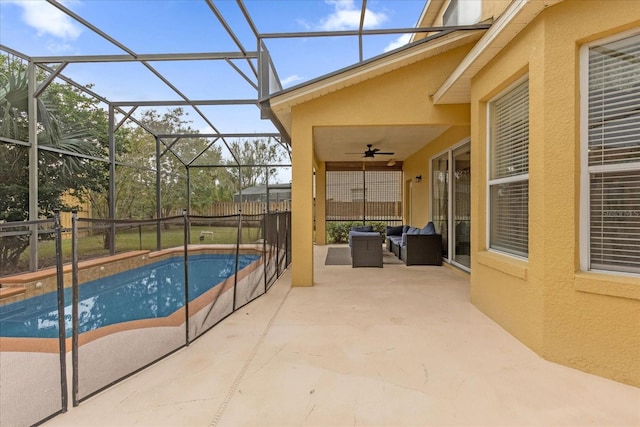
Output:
(432, 153), (449, 259)
(453, 144), (471, 268)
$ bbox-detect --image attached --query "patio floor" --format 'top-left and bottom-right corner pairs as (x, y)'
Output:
(44, 245), (640, 426)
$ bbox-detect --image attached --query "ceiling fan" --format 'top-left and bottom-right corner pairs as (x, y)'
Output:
(347, 144), (395, 158)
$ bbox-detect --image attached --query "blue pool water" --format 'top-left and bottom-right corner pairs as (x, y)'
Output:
(0, 254), (259, 339)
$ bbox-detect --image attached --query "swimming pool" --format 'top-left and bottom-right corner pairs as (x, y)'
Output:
(0, 253), (259, 338)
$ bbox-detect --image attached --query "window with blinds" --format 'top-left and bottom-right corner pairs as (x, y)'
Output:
(585, 32), (640, 274)
(488, 80), (529, 257)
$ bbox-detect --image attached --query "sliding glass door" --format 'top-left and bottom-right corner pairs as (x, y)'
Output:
(431, 141), (471, 270)
(453, 144), (471, 268)
(432, 154), (449, 259)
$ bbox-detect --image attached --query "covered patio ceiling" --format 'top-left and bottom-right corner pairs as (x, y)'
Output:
(314, 124), (449, 163)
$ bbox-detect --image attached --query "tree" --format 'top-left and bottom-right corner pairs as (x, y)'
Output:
(0, 56), (288, 271)
(85, 122), (153, 221)
(227, 138), (288, 190)
(89, 108), (229, 219)
(0, 55), (105, 272)
(188, 165), (236, 214)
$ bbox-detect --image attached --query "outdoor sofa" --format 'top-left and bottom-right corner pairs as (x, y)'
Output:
(348, 225), (383, 268)
(385, 223), (443, 266)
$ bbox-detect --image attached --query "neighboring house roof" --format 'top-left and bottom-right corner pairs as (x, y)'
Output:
(234, 184), (291, 196)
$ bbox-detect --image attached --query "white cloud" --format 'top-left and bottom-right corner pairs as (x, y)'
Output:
(384, 34), (411, 52)
(45, 40), (74, 53)
(318, 0), (388, 31)
(281, 74), (303, 87)
(11, 0), (82, 40)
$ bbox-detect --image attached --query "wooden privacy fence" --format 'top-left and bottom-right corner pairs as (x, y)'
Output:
(193, 201), (291, 216)
(326, 201), (402, 220)
(57, 201), (291, 234)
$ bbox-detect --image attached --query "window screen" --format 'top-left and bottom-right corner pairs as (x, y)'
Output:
(488, 80), (529, 257)
(586, 32), (640, 274)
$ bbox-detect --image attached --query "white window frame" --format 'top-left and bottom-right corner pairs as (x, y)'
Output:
(579, 29), (640, 276)
(429, 138), (471, 271)
(443, 0), (481, 27)
(486, 77), (530, 259)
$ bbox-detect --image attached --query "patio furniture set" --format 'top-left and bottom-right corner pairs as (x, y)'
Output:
(348, 224), (443, 267)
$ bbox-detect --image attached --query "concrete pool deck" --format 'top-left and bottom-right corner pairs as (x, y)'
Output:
(43, 245), (640, 426)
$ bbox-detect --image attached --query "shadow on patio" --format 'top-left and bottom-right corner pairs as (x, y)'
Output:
(44, 245), (640, 426)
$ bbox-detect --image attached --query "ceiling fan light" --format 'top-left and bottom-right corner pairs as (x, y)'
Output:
(387, 159), (396, 166)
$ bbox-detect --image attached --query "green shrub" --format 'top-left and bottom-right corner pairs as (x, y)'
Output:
(326, 222), (354, 243)
(326, 221), (388, 243)
(368, 221), (387, 236)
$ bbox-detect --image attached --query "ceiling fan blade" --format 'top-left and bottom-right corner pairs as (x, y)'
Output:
(345, 145), (394, 158)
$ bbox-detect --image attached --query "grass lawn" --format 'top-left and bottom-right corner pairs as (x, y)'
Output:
(8, 225), (263, 276)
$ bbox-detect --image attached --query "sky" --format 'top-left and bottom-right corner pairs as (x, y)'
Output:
(0, 0), (426, 137)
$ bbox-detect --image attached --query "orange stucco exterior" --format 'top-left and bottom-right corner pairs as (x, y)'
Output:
(271, 0), (640, 387)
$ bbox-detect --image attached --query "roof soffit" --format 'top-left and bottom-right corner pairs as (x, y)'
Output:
(413, 0), (448, 39)
(433, 0), (565, 104)
(269, 29), (486, 133)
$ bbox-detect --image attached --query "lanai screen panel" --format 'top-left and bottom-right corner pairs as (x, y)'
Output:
(325, 166), (402, 241)
(326, 170), (365, 220)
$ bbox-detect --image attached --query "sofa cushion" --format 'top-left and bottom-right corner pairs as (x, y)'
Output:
(386, 225), (404, 236)
(407, 227), (420, 235)
(388, 235), (403, 245)
(403, 225), (410, 234)
(420, 222), (436, 235)
(348, 230), (379, 246)
(351, 225), (373, 232)
(401, 232), (408, 247)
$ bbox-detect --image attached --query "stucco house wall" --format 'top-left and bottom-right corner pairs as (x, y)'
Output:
(277, 0), (639, 388)
(470, 0), (640, 386)
(289, 42), (476, 286)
